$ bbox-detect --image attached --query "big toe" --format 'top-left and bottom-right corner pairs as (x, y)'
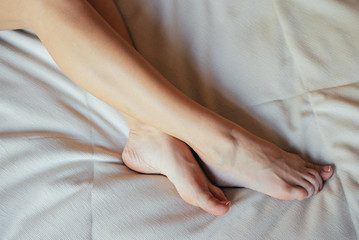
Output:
(195, 188), (230, 216)
(306, 163), (334, 181)
(319, 165), (334, 181)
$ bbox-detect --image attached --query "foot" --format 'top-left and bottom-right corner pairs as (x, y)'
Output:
(194, 127), (334, 200)
(122, 125), (231, 215)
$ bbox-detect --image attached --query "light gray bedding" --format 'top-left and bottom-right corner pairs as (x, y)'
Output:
(1, 0), (358, 239)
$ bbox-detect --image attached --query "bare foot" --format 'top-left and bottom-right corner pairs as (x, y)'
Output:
(122, 125), (230, 215)
(194, 127), (334, 200)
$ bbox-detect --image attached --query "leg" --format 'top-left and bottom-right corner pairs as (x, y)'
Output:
(84, 0), (334, 201)
(87, 0), (231, 215)
(84, 0), (333, 200)
(1, 0), (333, 213)
(0, 0), (34, 30)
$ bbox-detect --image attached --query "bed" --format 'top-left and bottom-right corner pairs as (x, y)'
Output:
(0, 0), (358, 239)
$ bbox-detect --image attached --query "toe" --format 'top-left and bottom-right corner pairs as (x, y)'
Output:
(289, 175), (314, 199)
(306, 163), (334, 181)
(303, 170), (321, 194)
(319, 165), (334, 181)
(279, 183), (307, 200)
(307, 168), (323, 191)
(300, 178), (315, 198)
(196, 188), (230, 216)
(209, 184), (229, 202)
(292, 186), (308, 200)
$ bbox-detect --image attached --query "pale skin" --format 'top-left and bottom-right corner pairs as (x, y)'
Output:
(0, 0), (334, 216)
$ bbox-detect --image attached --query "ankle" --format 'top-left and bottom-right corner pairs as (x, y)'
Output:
(123, 114), (162, 137)
(188, 120), (242, 163)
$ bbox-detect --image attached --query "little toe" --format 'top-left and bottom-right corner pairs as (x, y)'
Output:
(280, 184), (307, 200)
(290, 185), (308, 200)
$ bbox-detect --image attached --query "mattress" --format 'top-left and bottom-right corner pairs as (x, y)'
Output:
(1, 0), (358, 239)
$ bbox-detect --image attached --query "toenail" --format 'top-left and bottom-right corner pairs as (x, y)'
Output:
(321, 166), (331, 172)
(220, 201), (231, 206)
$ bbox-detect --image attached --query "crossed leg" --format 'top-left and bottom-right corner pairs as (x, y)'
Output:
(0, 0), (334, 216)
(86, 0), (231, 215)
(87, 0), (333, 212)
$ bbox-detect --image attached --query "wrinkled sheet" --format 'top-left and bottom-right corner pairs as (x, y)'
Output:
(1, 0), (358, 239)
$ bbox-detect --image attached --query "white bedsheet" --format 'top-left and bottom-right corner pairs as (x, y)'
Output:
(1, 0), (358, 239)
